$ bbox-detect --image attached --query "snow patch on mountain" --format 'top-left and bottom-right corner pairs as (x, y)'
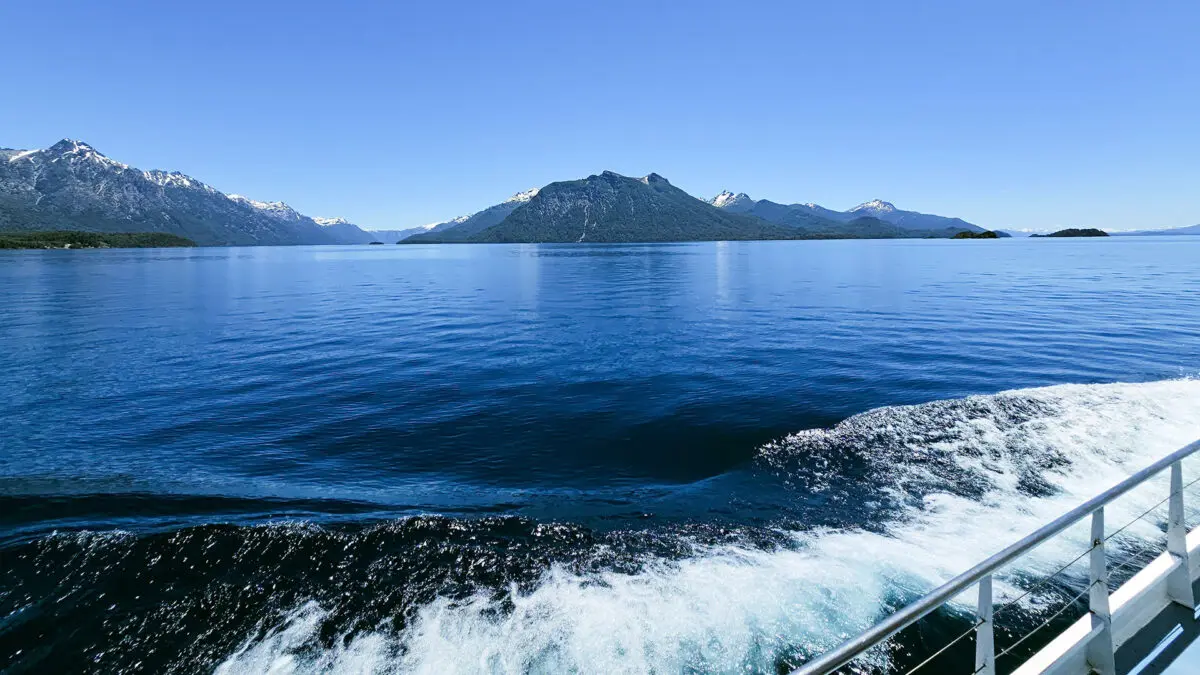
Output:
(848, 199), (897, 215)
(6, 149), (39, 164)
(710, 191), (753, 209)
(227, 195), (302, 221)
(143, 170), (219, 193)
(504, 188), (539, 204)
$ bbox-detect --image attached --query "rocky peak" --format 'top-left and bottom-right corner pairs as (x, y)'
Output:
(48, 139), (95, 154)
(504, 188), (540, 203)
(710, 191), (754, 209)
(849, 199), (897, 214)
(43, 139), (128, 170)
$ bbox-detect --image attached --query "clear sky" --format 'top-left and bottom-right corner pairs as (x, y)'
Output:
(2, 0), (1197, 231)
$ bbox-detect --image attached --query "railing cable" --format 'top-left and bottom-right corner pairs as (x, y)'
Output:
(1104, 472), (1200, 543)
(993, 473), (1200, 620)
(992, 543), (1095, 619)
(899, 618), (984, 675)
(996, 580), (1098, 660)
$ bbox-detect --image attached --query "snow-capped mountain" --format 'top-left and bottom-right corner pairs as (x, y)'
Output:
(709, 191), (755, 210)
(706, 192), (882, 232)
(844, 199), (981, 231)
(0, 140), (374, 246)
(710, 191), (985, 234)
(847, 199), (897, 218)
(312, 216), (379, 243)
(504, 188), (540, 204)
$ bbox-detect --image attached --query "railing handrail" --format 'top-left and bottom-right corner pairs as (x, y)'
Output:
(793, 438), (1200, 675)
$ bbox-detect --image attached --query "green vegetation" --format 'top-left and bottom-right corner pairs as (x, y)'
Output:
(0, 231), (196, 249)
(1032, 228), (1109, 238)
(952, 230), (1000, 239)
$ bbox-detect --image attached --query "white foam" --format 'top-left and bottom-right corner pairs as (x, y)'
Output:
(214, 379), (1200, 674)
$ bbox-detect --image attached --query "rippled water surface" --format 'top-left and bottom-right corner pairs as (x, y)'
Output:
(2, 237), (1199, 673)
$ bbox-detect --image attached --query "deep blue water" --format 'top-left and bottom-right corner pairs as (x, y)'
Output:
(2, 237), (1199, 673)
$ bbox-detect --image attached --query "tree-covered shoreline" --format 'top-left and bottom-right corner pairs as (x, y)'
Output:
(0, 231), (197, 250)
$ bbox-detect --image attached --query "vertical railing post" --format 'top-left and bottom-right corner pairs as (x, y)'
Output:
(975, 574), (995, 675)
(1088, 507), (1116, 675)
(1167, 461), (1196, 608)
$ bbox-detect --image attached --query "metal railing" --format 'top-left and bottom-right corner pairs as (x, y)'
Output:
(793, 438), (1200, 675)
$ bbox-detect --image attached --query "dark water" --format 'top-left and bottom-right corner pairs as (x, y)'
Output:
(2, 237), (1199, 673)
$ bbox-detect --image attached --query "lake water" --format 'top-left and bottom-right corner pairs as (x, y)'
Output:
(2, 237), (1199, 673)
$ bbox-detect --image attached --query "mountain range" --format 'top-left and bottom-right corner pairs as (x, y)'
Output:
(409, 172), (814, 243)
(708, 191), (986, 236)
(408, 178), (987, 243)
(1, 139), (1047, 246)
(0, 140), (375, 246)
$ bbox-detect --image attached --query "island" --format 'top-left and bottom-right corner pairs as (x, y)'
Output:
(952, 230), (1000, 239)
(1031, 228), (1109, 238)
(0, 231), (196, 250)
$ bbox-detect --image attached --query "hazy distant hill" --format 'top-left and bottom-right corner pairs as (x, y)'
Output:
(364, 227), (432, 244)
(1112, 224), (1200, 236)
(0, 140), (374, 246)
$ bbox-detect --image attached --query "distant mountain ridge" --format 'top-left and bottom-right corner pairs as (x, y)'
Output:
(708, 191), (985, 235)
(409, 171), (804, 244)
(0, 140), (375, 246)
(1112, 224), (1200, 236)
(404, 188), (540, 243)
(404, 174), (994, 244)
(363, 227), (432, 244)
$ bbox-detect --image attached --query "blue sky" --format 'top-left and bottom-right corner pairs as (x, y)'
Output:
(2, 0), (1197, 231)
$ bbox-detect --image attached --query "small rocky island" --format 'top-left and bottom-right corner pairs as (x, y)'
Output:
(1032, 228), (1109, 238)
(952, 230), (1000, 239)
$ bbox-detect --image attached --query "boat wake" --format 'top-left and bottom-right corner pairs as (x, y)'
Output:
(208, 379), (1200, 674)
